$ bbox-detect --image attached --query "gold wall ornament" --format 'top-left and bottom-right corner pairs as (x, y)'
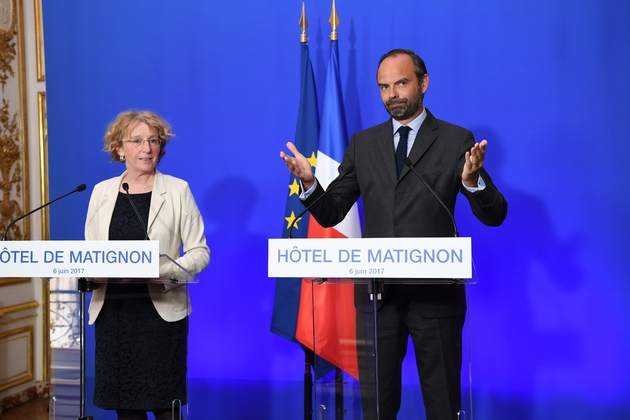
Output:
(0, 0), (29, 252)
(0, 0), (16, 89)
(0, 0), (38, 394)
(0, 98), (22, 240)
(0, 0), (14, 30)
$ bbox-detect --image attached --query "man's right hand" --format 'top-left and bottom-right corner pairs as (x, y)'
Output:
(280, 142), (315, 190)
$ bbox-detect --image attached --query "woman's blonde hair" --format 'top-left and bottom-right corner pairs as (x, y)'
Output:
(103, 110), (175, 163)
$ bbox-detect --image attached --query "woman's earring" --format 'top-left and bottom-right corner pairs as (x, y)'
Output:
(120, 155), (125, 162)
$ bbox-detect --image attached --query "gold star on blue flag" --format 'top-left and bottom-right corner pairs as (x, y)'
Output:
(271, 39), (320, 343)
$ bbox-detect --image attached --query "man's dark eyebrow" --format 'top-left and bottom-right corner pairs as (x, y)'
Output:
(378, 77), (410, 87)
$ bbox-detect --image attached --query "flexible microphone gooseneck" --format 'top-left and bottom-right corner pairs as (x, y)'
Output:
(403, 157), (459, 237)
(121, 182), (150, 240)
(287, 164), (355, 239)
(1, 184), (87, 241)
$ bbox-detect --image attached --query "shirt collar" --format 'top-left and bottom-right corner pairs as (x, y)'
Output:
(391, 108), (427, 135)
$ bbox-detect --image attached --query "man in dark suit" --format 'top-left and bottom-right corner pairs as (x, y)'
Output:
(281, 48), (507, 420)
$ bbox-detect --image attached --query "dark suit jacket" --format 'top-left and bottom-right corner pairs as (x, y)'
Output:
(303, 109), (508, 317)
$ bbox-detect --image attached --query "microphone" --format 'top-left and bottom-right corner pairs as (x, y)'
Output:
(403, 157), (459, 237)
(122, 182), (150, 240)
(287, 164), (355, 239)
(1, 184), (86, 241)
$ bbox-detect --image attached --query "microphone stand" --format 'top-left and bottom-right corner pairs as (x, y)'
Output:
(403, 158), (459, 237)
(0, 184), (90, 417)
(1, 184), (86, 241)
(77, 277), (94, 420)
(122, 183), (149, 240)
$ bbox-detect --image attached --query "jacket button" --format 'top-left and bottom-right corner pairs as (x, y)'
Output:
(393, 220), (400, 226)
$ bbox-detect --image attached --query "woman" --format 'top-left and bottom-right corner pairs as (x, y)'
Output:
(84, 110), (210, 420)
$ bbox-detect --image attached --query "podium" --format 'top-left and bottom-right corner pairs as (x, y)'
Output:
(269, 237), (476, 420)
(1, 240), (198, 420)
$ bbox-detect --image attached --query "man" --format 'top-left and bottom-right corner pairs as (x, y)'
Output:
(280, 49), (507, 420)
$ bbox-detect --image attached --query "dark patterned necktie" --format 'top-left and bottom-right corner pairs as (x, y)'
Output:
(395, 126), (412, 177)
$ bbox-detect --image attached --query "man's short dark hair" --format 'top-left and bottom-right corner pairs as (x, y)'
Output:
(377, 49), (427, 83)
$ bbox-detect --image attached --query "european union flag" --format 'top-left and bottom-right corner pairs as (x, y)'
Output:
(270, 42), (319, 342)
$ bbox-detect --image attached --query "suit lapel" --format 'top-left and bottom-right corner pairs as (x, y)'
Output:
(374, 120), (399, 185)
(372, 110), (440, 183)
(403, 109), (439, 177)
(97, 173), (125, 239)
(147, 170), (166, 235)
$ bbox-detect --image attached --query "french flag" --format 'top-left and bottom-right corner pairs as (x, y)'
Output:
(294, 39), (361, 380)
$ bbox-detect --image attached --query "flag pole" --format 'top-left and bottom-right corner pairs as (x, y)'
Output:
(329, 0), (339, 41)
(328, 2), (346, 419)
(299, 2), (308, 43)
(272, 2), (320, 417)
(299, 9), (315, 420)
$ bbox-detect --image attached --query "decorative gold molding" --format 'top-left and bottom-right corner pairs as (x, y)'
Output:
(0, 0), (17, 87)
(17, 0), (29, 223)
(0, 300), (38, 317)
(34, 0), (44, 81)
(0, 0), (30, 242)
(38, 90), (50, 381)
(0, 324), (34, 392)
(0, 0), (30, 289)
(37, 90), (47, 238)
(42, 278), (49, 381)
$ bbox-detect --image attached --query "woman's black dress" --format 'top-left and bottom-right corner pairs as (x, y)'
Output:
(93, 191), (188, 410)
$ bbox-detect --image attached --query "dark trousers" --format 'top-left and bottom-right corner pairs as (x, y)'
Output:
(356, 286), (465, 420)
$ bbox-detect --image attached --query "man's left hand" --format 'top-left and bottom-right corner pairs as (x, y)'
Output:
(462, 139), (487, 187)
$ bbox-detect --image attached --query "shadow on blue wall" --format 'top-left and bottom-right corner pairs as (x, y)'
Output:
(459, 127), (585, 420)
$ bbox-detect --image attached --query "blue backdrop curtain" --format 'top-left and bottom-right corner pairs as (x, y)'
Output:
(42, 1), (630, 419)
